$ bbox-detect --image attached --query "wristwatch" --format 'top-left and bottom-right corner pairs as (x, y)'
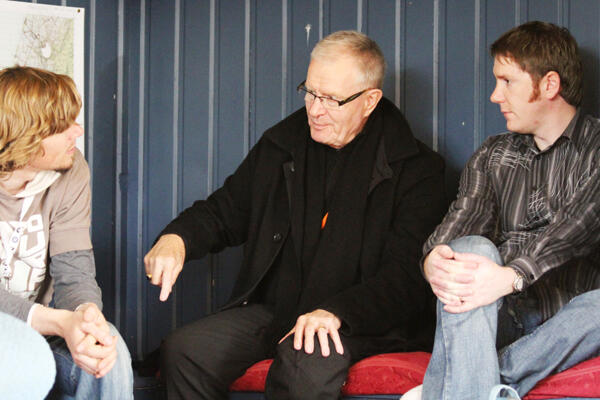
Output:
(512, 268), (524, 293)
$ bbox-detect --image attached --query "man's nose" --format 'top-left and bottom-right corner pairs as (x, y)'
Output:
(307, 97), (326, 116)
(490, 85), (503, 104)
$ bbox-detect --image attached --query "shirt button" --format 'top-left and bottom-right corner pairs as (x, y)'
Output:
(273, 233), (282, 242)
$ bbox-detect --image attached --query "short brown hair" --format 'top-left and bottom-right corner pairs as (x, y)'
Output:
(0, 66), (81, 175)
(491, 21), (583, 106)
(311, 30), (386, 89)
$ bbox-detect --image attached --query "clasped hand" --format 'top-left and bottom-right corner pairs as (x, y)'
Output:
(63, 303), (117, 378)
(424, 245), (514, 313)
(279, 309), (344, 357)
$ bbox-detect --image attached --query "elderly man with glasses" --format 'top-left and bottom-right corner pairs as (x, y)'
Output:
(145, 30), (447, 400)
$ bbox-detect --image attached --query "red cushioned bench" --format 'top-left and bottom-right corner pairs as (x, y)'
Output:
(229, 352), (600, 399)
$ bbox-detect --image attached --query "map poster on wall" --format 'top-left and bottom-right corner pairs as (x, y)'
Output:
(0, 0), (85, 152)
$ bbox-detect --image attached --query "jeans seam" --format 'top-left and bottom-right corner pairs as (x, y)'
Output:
(441, 307), (450, 400)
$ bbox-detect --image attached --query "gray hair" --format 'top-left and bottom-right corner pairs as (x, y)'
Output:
(311, 30), (386, 89)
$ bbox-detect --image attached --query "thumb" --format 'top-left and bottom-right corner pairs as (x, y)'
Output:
(436, 244), (454, 259)
(82, 304), (98, 322)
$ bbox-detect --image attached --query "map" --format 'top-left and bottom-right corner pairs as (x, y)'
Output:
(0, 0), (85, 151)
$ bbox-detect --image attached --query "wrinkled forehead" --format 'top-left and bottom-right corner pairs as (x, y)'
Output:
(305, 54), (364, 95)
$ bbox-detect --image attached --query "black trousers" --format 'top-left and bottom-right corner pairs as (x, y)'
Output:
(161, 304), (407, 400)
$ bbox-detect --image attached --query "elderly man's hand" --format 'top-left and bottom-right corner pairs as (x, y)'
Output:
(144, 234), (186, 301)
(279, 309), (343, 357)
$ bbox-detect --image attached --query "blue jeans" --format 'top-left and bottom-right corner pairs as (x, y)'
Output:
(0, 311), (56, 400)
(47, 322), (134, 400)
(422, 235), (600, 400)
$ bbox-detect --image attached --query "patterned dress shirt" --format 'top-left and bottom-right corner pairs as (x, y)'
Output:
(424, 110), (600, 320)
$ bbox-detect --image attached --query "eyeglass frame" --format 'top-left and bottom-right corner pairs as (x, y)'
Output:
(296, 80), (371, 109)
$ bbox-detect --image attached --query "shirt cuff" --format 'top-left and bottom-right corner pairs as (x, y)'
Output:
(27, 303), (41, 327)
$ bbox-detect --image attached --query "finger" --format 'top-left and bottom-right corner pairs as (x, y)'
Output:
(444, 301), (476, 314)
(80, 304), (100, 322)
(143, 253), (152, 274)
(432, 287), (461, 306)
(452, 272), (476, 284)
(435, 245), (454, 259)
(317, 328), (330, 357)
(303, 325), (316, 354)
(429, 278), (474, 297)
(76, 333), (97, 353)
(293, 318), (306, 350)
(96, 348), (118, 377)
(73, 352), (102, 376)
(329, 328), (344, 355)
(96, 354), (117, 378)
(80, 338), (117, 360)
(429, 276), (470, 292)
(279, 329), (294, 344)
(453, 251), (490, 265)
(159, 269), (173, 302)
(151, 263), (164, 286)
(79, 322), (114, 346)
(80, 343), (113, 361)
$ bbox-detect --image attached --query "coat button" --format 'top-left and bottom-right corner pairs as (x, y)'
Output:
(273, 233), (282, 242)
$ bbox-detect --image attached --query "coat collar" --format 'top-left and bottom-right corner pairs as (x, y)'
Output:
(263, 97), (420, 165)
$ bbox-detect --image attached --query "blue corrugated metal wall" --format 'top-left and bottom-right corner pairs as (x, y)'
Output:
(12, 0), (600, 360)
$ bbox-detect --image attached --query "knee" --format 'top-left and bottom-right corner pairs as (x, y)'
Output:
(160, 329), (185, 372)
(105, 324), (133, 389)
(266, 337), (350, 399)
(566, 289), (600, 319)
(438, 297), (501, 325)
(448, 235), (502, 264)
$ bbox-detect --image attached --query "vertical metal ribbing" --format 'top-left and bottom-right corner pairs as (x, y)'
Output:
(136, 0), (147, 359)
(88, 0), (96, 182)
(170, 0), (181, 329)
(207, 0), (216, 313)
(432, 0), (440, 152)
(319, 0), (324, 39)
(473, 0), (482, 150)
(281, 0), (288, 119)
(244, 0), (251, 156)
(357, 0), (363, 32)
(114, 0), (125, 331)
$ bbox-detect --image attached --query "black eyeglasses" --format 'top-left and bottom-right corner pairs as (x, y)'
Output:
(296, 80), (369, 110)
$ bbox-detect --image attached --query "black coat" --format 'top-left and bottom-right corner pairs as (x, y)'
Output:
(162, 97), (447, 349)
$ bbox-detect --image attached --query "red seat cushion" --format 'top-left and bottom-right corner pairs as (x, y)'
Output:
(230, 353), (600, 398)
(523, 356), (600, 399)
(230, 352), (430, 394)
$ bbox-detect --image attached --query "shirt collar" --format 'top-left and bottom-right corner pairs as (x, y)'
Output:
(514, 108), (582, 154)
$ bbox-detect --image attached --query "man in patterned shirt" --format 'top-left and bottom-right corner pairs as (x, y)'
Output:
(405, 21), (600, 400)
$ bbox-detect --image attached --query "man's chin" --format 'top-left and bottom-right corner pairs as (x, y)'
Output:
(55, 158), (75, 173)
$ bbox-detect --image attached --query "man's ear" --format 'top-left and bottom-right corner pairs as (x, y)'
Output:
(541, 70), (561, 100)
(362, 88), (383, 117)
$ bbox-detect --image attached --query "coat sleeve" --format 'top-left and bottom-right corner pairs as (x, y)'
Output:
(318, 151), (448, 336)
(159, 138), (262, 261)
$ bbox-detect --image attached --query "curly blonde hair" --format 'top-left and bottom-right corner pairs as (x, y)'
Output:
(0, 66), (82, 176)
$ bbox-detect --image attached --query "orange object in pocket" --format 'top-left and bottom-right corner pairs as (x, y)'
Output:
(321, 212), (329, 229)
